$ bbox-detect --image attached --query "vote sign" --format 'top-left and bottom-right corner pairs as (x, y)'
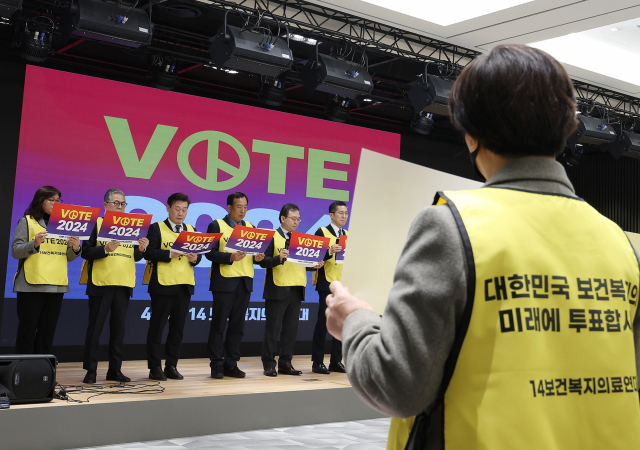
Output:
(97, 211), (153, 245)
(335, 234), (347, 265)
(287, 231), (331, 266)
(46, 203), (101, 240)
(224, 225), (276, 255)
(171, 231), (223, 254)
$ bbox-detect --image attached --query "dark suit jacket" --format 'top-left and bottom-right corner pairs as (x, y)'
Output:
(143, 219), (202, 296)
(81, 223), (144, 297)
(260, 228), (315, 301)
(314, 224), (345, 293)
(205, 216), (255, 293)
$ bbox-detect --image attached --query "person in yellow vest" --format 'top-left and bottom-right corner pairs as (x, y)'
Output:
(144, 193), (201, 381)
(326, 44), (640, 450)
(80, 188), (149, 384)
(205, 192), (265, 379)
(259, 203), (324, 377)
(11, 186), (81, 354)
(311, 201), (348, 374)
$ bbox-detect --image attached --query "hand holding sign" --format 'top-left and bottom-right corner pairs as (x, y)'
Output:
(335, 235), (347, 265)
(287, 231), (331, 267)
(171, 231), (223, 255)
(46, 203), (101, 240)
(225, 225), (276, 256)
(98, 211), (153, 245)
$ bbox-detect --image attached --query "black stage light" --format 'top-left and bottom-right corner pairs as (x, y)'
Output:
(259, 79), (286, 107)
(566, 114), (617, 150)
(407, 69), (453, 117)
(300, 42), (373, 99)
(62, 0), (153, 48)
(410, 112), (434, 135)
(151, 59), (179, 91)
(559, 145), (584, 167)
(601, 123), (640, 160)
(18, 17), (53, 62)
(208, 11), (293, 78)
(326, 96), (351, 123)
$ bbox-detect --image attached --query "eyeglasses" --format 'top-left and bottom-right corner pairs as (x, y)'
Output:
(332, 212), (349, 216)
(286, 217), (301, 222)
(106, 201), (127, 207)
(46, 198), (61, 203)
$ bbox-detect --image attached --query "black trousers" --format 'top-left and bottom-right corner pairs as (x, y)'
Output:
(311, 291), (342, 365)
(261, 288), (304, 369)
(83, 287), (130, 372)
(208, 283), (251, 369)
(15, 291), (64, 355)
(147, 286), (191, 369)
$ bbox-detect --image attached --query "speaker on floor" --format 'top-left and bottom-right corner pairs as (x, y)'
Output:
(0, 354), (56, 404)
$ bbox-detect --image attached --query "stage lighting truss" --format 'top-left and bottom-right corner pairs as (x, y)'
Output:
(17, 15), (53, 62)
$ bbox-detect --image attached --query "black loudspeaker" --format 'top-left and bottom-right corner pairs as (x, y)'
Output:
(0, 355), (56, 404)
(407, 74), (453, 116)
(601, 123), (640, 160)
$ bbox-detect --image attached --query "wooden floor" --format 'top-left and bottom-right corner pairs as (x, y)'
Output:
(14, 355), (352, 409)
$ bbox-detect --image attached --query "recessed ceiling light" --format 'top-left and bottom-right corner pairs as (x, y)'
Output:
(610, 27), (619, 31)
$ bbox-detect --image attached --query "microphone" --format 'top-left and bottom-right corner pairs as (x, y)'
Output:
(283, 238), (290, 263)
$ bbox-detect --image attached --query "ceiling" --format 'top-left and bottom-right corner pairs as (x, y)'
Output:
(309, 0), (640, 96)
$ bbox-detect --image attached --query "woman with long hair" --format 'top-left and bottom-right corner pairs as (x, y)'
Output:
(11, 186), (81, 354)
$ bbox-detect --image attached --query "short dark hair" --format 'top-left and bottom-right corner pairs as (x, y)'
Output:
(279, 203), (299, 223)
(168, 193), (191, 207)
(104, 188), (124, 203)
(329, 201), (347, 214)
(25, 186), (62, 221)
(449, 44), (577, 157)
(227, 192), (248, 207)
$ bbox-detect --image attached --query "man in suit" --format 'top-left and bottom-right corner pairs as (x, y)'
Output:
(205, 192), (265, 379)
(144, 192), (201, 381)
(81, 188), (149, 384)
(311, 201), (348, 374)
(259, 203), (324, 377)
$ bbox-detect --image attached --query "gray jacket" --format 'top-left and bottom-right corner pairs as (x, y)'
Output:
(11, 215), (81, 293)
(342, 157), (640, 448)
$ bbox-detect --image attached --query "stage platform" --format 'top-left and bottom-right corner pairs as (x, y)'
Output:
(1, 356), (385, 450)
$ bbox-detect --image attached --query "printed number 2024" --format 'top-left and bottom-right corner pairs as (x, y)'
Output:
(235, 238), (262, 250)
(295, 247), (320, 258)
(56, 220), (88, 233)
(181, 243), (208, 252)
(108, 226), (141, 237)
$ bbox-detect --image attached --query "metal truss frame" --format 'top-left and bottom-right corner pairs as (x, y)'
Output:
(574, 81), (640, 126)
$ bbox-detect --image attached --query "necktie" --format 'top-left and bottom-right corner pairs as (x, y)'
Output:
(175, 224), (181, 233)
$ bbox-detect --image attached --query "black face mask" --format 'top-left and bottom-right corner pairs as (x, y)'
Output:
(469, 150), (486, 182)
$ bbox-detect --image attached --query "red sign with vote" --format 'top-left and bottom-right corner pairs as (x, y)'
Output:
(287, 231), (331, 266)
(46, 203), (101, 240)
(224, 225), (276, 255)
(335, 234), (347, 265)
(171, 231), (223, 254)
(97, 210), (153, 245)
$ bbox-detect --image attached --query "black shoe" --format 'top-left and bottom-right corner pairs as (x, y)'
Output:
(263, 366), (277, 377)
(312, 363), (330, 375)
(278, 362), (302, 376)
(106, 370), (130, 383)
(211, 366), (224, 379)
(329, 362), (346, 373)
(164, 365), (184, 380)
(83, 370), (96, 384)
(224, 366), (246, 378)
(149, 366), (167, 381)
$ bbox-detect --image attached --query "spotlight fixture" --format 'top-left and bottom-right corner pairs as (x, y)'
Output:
(259, 78), (286, 107)
(62, 0), (153, 48)
(407, 67), (453, 117)
(326, 96), (351, 123)
(18, 17), (53, 62)
(151, 58), (179, 91)
(602, 123), (640, 159)
(300, 41), (373, 99)
(410, 112), (434, 135)
(208, 10), (293, 78)
(566, 115), (616, 150)
(559, 145), (584, 167)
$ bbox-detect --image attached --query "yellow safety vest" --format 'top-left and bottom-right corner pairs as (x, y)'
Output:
(272, 232), (307, 287)
(80, 217), (136, 288)
(143, 222), (195, 286)
(213, 219), (255, 279)
(22, 215), (69, 286)
(312, 227), (347, 285)
(389, 187), (640, 450)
